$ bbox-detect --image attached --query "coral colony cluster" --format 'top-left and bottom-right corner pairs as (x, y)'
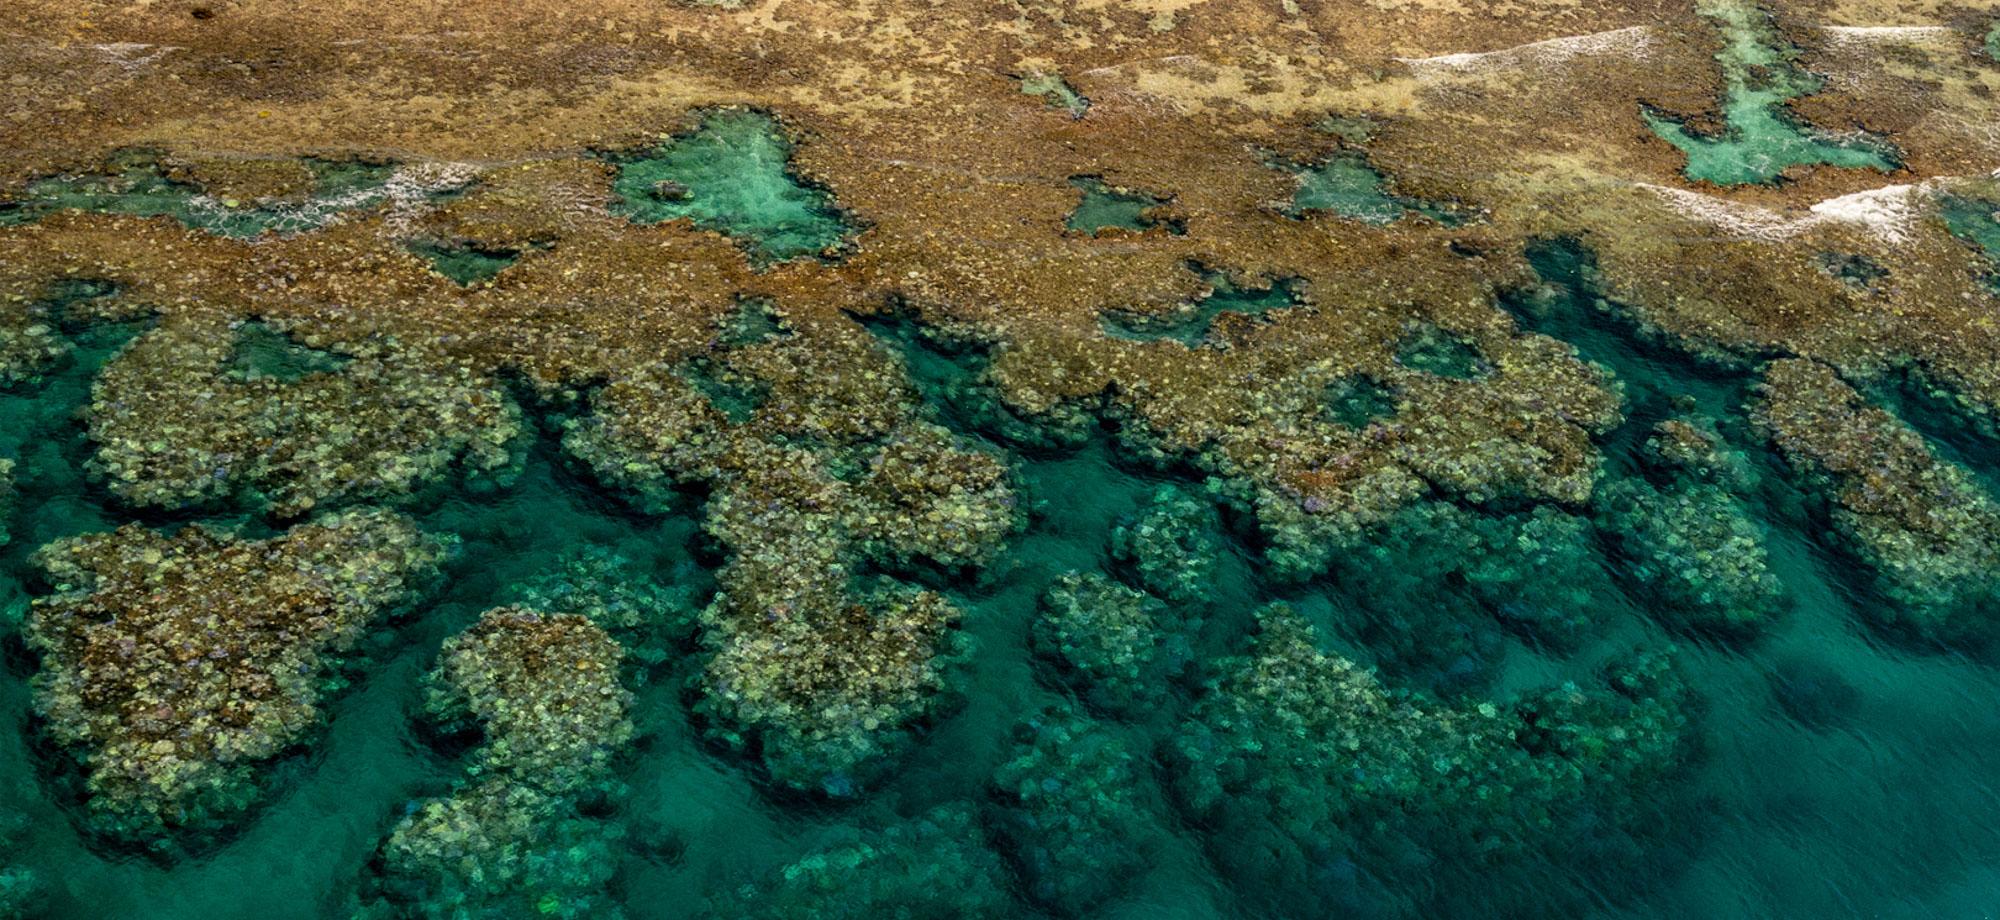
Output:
(2, 0), (2000, 917)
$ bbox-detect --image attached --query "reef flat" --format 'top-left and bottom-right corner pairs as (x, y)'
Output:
(1, 0), (2000, 917)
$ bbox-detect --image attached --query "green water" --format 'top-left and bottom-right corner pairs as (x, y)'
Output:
(1393, 323), (1490, 378)
(9, 247), (2000, 918)
(1642, 0), (1897, 185)
(1101, 265), (1300, 345)
(404, 241), (523, 287)
(606, 109), (855, 264)
(1065, 178), (1179, 236)
(0, 153), (447, 238)
(1938, 192), (2000, 292)
(1278, 150), (1462, 225)
(1020, 72), (1090, 119)
(225, 322), (351, 383)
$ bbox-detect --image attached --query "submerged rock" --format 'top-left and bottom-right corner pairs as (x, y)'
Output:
(1768, 655), (1862, 730)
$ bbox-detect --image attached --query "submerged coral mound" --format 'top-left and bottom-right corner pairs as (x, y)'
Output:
(1753, 359), (2000, 647)
(1171, 604), (1693, 918)
(368, 607), (634, 920)
(1034, 571), (1194, 716)
(708, 805), (1011, 919)
(25, 510), (446, 841)
(1109, 484), (1225, 605)
(697, 574), (972, 796)
(1328, 500), (1616, 694)
(1598, 418), (1788, 639)
(988, 706), (1159, 914)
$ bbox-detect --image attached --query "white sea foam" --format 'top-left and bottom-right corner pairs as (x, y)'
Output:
(1395, 26), (1655, 75)
(1638, 181), (1940, 244)
(1820, 25), (1956, 46)
(89, 42), (183, 70)
(181, 161), (482, 239)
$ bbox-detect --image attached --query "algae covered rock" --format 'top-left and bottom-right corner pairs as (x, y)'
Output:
(25, 509), (446, 842)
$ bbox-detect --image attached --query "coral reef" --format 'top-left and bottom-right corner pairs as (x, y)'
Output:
(369, 607), (634, 920)
(88, 319), (524, 518)
(1171, 603), (1693, 917)
(988, 707), (1157, 914)
(708, 805), (1011, 919)
(0, 805), (40, 920)
(25, 510), (446, 841)
(1641, 0), (1897, 185)
(2, 0), (2000, 911)
(564, 317), (1019, 793)
(1752, 359), (2000, 647)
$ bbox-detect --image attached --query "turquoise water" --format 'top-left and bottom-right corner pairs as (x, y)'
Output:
(403, 241), (523, 287)
(0, 153), (451, 238)
(1642, 0), (1897, 185)
(1938, 193), (2000, 292)
(1066, 178), (1179, 236)
(1277, 150), (1463, 225)
(1100, 264), (1299, 345)
(7, 243), (2000, 919)
(1021, 73), (1090, 119)
(606, 109), (855, 263)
